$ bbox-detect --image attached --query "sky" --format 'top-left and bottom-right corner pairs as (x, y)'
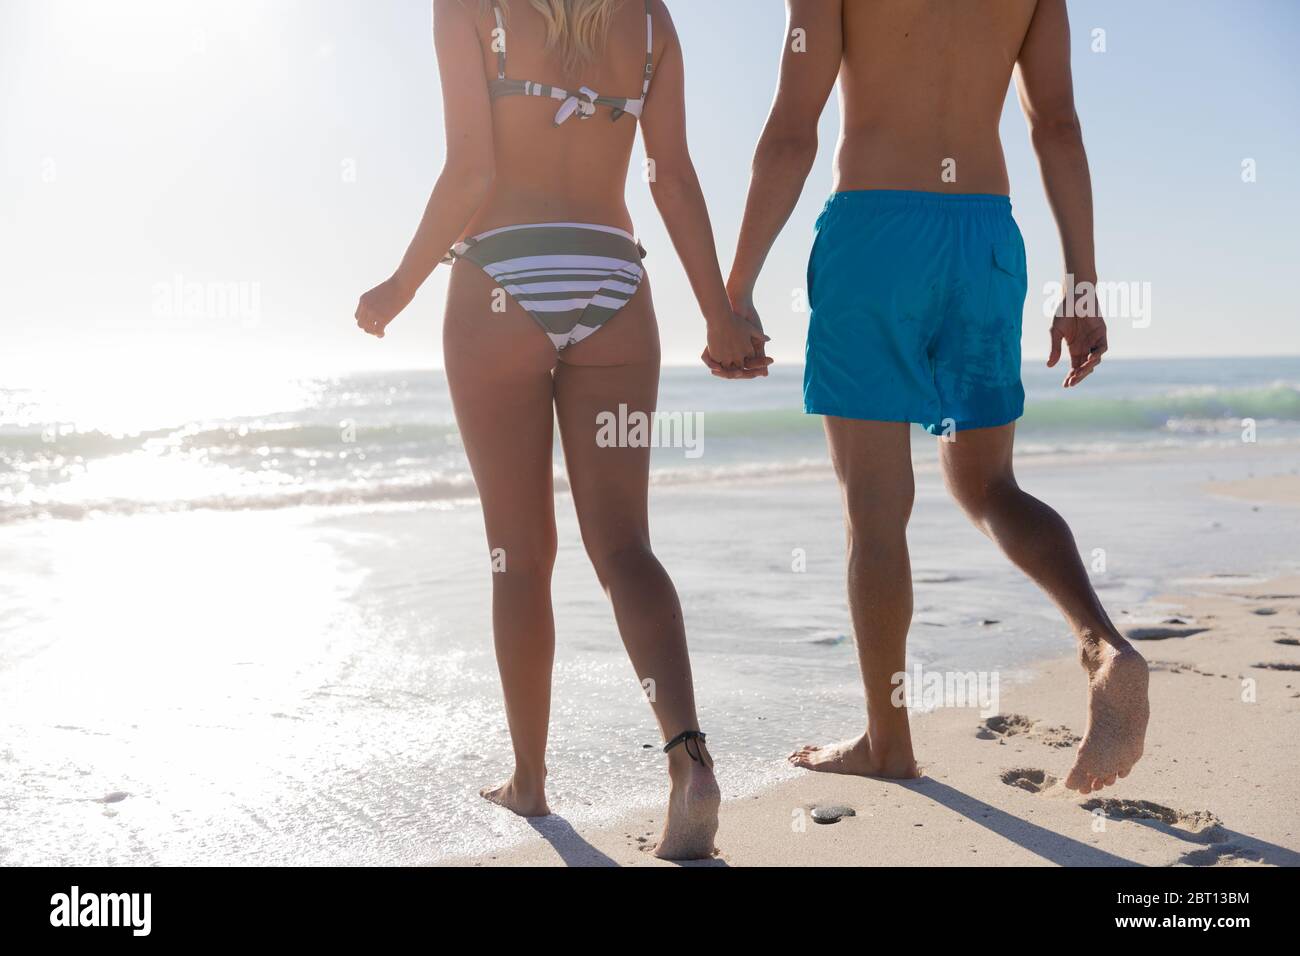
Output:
(2, 0), (1299, 385)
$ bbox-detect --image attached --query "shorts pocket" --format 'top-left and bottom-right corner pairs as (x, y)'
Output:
(986, 235), (1028, 324)
(977, 232), (1028, 385)
(991, 234), (1026, 280)
(806, 201), (840, 309)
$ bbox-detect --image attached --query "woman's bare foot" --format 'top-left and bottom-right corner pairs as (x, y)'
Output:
(654, 748), (720, 861)
(1064, 638), (1149, 793)
(789, 727), (920, 778)
(480, 772), (550, 817)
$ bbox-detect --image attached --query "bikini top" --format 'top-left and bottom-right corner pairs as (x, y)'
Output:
(488, 0), (655, 127)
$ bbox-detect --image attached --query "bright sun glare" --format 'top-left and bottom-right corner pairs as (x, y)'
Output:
(45, 0), (271, 72)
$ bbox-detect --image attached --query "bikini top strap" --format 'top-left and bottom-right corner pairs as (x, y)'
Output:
(491, 0), (507, 81)
(640, 0), (654, 101)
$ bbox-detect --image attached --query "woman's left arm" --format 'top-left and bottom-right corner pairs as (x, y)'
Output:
(355, 0), (494, 338)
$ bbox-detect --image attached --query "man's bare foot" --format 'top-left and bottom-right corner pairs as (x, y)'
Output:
(654, 749), (720, 861)
(480, 773), (550, 817)
(789, 728), (920, 778)
(1065, 639), (1149, 794)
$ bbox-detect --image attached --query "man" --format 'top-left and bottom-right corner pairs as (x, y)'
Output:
(725, 0), (1147, 793)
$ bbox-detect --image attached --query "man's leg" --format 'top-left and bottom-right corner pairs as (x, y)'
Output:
(790, 417), (921, 778)
(939, 423), (1149, 793)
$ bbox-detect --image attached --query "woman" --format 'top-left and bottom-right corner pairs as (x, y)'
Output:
(354, 0), (765, 860)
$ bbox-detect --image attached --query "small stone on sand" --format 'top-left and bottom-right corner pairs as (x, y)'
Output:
(811, 805), (856, 824)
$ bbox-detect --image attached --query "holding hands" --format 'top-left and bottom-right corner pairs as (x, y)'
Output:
(702, 306), (771, 379)
(701, 290), (772, 380)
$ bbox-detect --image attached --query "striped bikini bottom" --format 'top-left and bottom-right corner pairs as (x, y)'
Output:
(445, 222), (646, 351)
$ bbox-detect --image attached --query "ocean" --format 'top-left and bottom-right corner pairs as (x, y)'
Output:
(4, 357), (1300, 523)
(2, 357), (1299, 863)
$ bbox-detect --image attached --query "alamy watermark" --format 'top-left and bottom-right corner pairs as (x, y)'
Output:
(50, 886), (151, 936)
(1043, 274), (1152, 329)
(891, 663), (1000, 717)
(595, 404), (704, 459)
(151, 273), (262, 328)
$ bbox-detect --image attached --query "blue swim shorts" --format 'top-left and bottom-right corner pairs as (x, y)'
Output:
(804, 190), (1028, 435)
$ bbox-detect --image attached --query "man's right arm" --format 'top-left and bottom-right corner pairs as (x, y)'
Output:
(726, 0), (842, 310)
(1015, 0), (1107, 386)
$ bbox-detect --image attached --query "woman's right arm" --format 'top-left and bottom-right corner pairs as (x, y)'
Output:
(355, 0), (494, 338)
(640, 3), (770, 376)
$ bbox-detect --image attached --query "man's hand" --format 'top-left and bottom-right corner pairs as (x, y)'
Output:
(1048, 291), (1108, 388)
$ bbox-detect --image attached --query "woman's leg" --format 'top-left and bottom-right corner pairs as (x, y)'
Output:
(552, 279), (720, 859)
(791, 417), (921, 778)
(444, 262), (560, 816)
(938, 423), (1149, 793)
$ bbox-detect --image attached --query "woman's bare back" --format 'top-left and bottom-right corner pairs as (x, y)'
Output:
(464, 0), (663, 234)
(837, 0), (1039, 194)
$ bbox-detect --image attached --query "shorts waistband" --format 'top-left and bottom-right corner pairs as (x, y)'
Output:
(827, 189), (1012, 210)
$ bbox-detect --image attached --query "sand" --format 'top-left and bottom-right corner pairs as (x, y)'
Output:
(1205, 475), (1300, 508)
(457, 477), (1300, 867)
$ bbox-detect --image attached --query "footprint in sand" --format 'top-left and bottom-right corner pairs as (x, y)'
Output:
(78, 791), (129, 804)
(1126, 626), (1210, 641)
(1079, 798), (1227, 844)
(978, 713), (1034, 738)
(999, 768), (1059, 794)
(976, 713), (1080, 749)
(1177, 844), (1266, 867)
(1148, 660), (1226, 679)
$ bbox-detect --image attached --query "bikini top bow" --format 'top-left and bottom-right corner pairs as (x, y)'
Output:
(486, 0), (656, 128)
(553, 87), (600, 125)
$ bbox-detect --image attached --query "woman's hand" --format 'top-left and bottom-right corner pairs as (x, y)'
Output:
(701, 304), (772, 379)
(355, 275), (417, 339)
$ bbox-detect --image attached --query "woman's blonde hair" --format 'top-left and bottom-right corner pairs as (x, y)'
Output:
(487, 0), (624, 74)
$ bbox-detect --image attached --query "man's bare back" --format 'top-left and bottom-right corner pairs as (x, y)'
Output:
(836, 0), (1038, 194)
